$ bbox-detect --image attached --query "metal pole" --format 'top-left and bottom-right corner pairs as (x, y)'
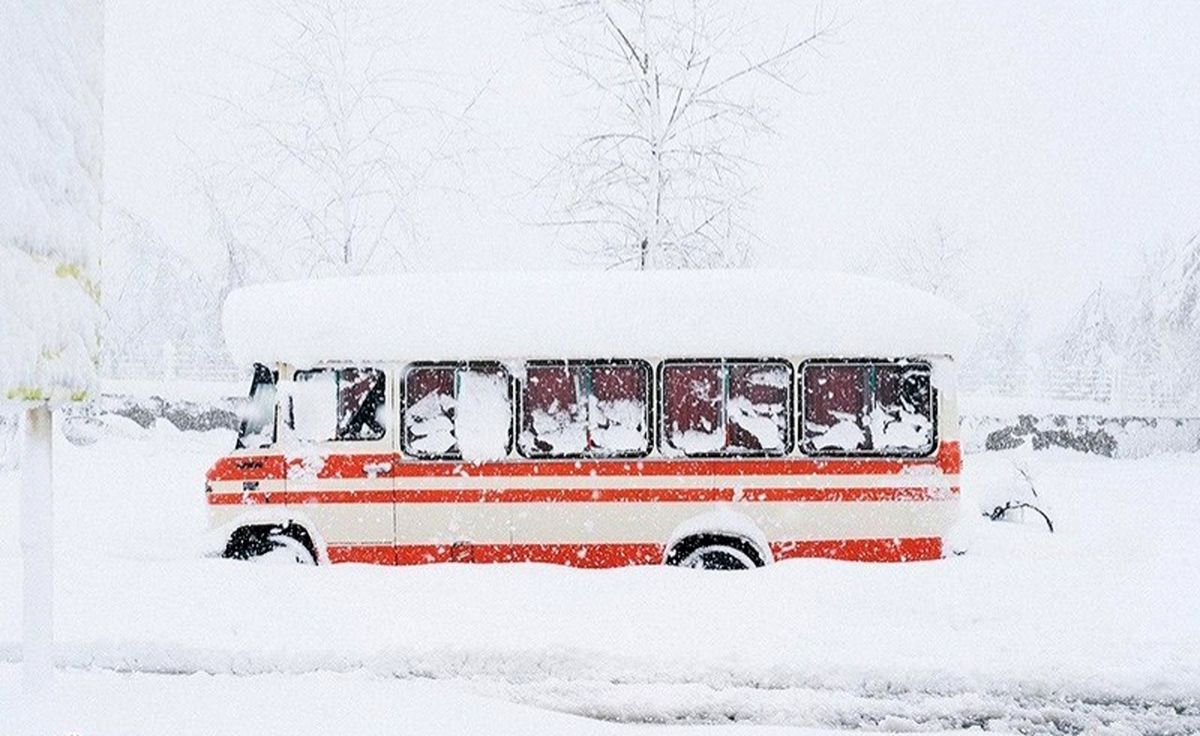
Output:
(21, 403), (54, 736)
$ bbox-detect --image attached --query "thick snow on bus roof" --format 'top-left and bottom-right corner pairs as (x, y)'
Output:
(223, 269), (977, 366)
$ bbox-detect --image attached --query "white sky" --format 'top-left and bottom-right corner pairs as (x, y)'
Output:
(104, 0), (1200, 329)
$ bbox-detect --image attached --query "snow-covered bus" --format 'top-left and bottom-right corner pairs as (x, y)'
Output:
(206, 270), (974, 569)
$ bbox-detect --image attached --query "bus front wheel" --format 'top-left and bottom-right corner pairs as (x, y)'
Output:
(224, 524), (317, 565)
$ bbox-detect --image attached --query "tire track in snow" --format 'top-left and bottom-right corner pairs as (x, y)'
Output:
(480, 677), (1199, 735)
(2, 641), (1197, 735)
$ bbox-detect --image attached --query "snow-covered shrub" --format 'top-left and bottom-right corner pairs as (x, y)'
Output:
(0, 0), (103, 402)
(974, 460), (1053, 533)
(967, 411), (1200, 458)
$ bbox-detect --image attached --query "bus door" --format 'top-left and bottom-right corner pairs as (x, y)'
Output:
(284, 366), (396, 563)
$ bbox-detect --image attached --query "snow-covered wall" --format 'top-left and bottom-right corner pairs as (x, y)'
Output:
(963, 413), (1200, 458)
(0, 0), (104, 402)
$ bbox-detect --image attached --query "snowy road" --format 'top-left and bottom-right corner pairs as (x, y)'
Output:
(2, 662), (1193, 736)
(1, 423), (1198, 734)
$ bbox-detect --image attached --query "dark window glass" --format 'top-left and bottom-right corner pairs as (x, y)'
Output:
(587, 364), (650, 455)
(519, 361), (650, 458)
(727, 363), (791, 453)
(800, 361), (934, 455)
(660, 361), (792, 456)
(291, 367), (387, 442)
(403, 364), (511, 460)
(338, 367), (387, 440)
(236, 362), (277, 450)
(404, 366), (457, 456)
(661, 364), (724, 454)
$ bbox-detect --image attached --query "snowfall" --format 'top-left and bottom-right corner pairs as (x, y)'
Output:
(0, 409), (1196, 736)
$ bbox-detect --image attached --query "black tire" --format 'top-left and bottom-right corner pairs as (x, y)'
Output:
(664, 534), (766, 571)
(224, 524), (317, 565)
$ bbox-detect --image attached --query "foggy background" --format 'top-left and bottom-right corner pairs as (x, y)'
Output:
(100, 0), (1200, 408)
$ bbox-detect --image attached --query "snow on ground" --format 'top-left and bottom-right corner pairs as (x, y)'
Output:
(0, 421), (1198, 734)
(0, 666), (868, 736)
(98, 377), (246, 403)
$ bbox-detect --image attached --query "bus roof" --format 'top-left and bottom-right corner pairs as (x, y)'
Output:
(222, 269), (977, 366)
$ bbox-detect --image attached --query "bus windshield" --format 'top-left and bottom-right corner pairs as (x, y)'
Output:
(236, 363), (277, 450)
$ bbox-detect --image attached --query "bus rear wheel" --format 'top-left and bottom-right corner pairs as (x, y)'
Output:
(665, 534), (765, 571)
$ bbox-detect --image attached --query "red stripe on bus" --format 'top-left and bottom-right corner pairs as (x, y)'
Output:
(280, 490), (394, 504)
(208, 485), (958, 505)
(771, 537), (942, 562)
(208, 493), (275, 505)
(326, 544), (398, 565)
(324, 537), (942, 566)
(206, 455), (287, 483)
(208, 442), (961, 482)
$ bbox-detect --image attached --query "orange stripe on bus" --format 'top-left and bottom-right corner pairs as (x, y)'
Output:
(207, 442), (961, 482)
(323, 537), (942, 566)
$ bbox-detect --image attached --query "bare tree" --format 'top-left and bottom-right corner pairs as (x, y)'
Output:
(960, 296), (1035, 396)
(102, 209), (228, 375)
(1051, 283), (1122, 374)
(1155, 232), (1200, 341)
(1153, 231), (1200, 403)
(531, 0), (837, 269)
(201, 0), (465, 280)
(862, 220), (973, 303)
(1122, 240), (1175, 366)
(189, 156), (277, 298)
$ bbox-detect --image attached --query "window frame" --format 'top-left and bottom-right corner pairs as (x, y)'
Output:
(289, 365), (389, 443)
(516, 358), (654, 460)
(400, 361), (514, 461)
(656, 358), (795, 459)
(797, 357), (938, 459)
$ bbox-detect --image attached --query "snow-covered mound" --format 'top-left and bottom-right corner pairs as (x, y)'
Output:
(0, 0), (104, 401)
(223, 270), (977, 366)
(0, 248), (101, 401)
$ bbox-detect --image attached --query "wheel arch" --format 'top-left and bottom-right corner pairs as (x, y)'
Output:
(663, 509), (773, 567)
(211, 511), (328, 564)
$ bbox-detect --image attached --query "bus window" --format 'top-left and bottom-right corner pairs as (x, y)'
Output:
(660, 364), (723, 454)
(337, 368), (387, 440)
(660, 360), (792, 457)
(800, 361), (934, 456)
(404, 366), (457, 456)
(587, 364), (650, 455)
(290, 367), (387, 443)
(403, 363), (512, 461)
(236, 363), (277, 450)
(519, 361), (651, 458)
(727, 362), (791, 453)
